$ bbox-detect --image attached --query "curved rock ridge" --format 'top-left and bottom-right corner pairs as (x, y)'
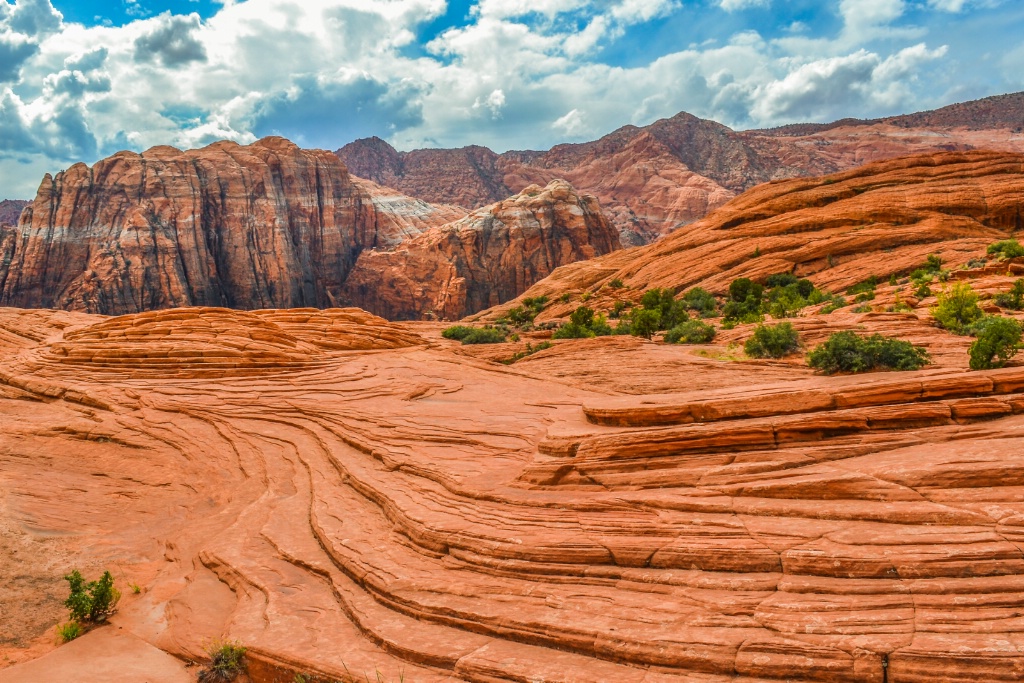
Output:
(0, 138), (464, 316)
(482, 150), (1024, 316)
(341, 179), (621, 320)
(4, 303), (1024, 681)
(37, 307), (422, 379)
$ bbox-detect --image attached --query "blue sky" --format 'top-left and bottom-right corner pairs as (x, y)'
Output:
(0, 0), (1022, 198)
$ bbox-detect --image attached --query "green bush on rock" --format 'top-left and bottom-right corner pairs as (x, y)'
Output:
(807, 332), (930, 374)
(968, 316), (1023, 370)
(744, 323), (801, 359)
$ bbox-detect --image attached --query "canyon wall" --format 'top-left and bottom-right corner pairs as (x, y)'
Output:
(0, 138), (614, 319)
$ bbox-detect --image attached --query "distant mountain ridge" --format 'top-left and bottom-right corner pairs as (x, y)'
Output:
(0, 200), (28, 226)
(338, 91), (1024, 245)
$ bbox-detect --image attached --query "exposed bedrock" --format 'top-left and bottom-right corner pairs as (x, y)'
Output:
(341, 179), (621, 320)
(0, 138), (465, 316)
(0, 138), (614, 320)
(3, 305), (1024, 681)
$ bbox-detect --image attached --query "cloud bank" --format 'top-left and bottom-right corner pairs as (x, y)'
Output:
(0, 0), (1019, 198)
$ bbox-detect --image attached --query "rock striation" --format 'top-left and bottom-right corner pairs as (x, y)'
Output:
(339, 92), (1024, 245)
(4, 299), (1024, 681)
(341, 180), (620, 320)
(484, 150), (1024, 316)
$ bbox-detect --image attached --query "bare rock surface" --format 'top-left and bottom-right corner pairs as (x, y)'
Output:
(0, 199), (27, 227)
(342, 180), (620, 320)
(3, 294), (1024, 681)
(339, 93), (1024, 245)
(0, 138), (616, 321)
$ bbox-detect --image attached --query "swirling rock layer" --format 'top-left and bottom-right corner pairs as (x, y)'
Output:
(3, 301), (1024, 681)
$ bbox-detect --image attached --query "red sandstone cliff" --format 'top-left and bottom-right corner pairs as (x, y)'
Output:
(0, 138), (620, 320)
(0, 138), (467, 315)
(342, 179), (620, 320)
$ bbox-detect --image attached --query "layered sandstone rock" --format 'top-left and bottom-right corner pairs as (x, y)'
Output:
(482, 150), (1024, 318)
(342, 180), (621, 320)
(3, 299), (1024, 681)
(339, 93), (1024, 244)
(0, 138), (464, 316)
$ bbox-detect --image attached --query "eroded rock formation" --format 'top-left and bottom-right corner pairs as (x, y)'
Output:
(0, 138), (466, 316)
(339, 92), (1024, 245)
(342, 180), (620, 320)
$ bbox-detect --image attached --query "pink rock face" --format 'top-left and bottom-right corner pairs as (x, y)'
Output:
(341, 179), (621, 320)
(3, 301), (1024, 682)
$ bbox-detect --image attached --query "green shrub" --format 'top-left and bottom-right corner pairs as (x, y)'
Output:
(664, 320), (716, 344)
(765, 272), (798, 288)
(968, 316), (1023, 370)
(932, 282), (983, 334)
(523, 296), (549, 313)
(552, 306), (613, 339)
(610, 300), (627, 318)
(630, 309), (661, 339)
(64, 570), (120, 623)
(57, 621), (83, 643)
(729, 278), (763, 303)
(441, 325), (474, 341)
(200, 641), (247, 682)
(847, 276), (878, 296)
(819, 295), (847, 314)
(988, 239), (1024, 259)
(807, 332), (930, 374)
(744, 323), (801, 359)
(995, 279), (1024, 311)
(503, 306), (535, 326)
(559, 293), (571, 303)
(640, 288), (689, 329)
(443, 325), (507, 344)
(501, 342), (553, 364)
(682, 287), (717, 316)
(914, 282), (933, 299)
(724, 278), (764, 322)
(608, 278), (625, 289)
(924, 254), (943, 273)
(463, 328), (508, 344)
(852, 304), (873, 313)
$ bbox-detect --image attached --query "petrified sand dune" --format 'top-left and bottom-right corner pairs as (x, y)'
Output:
(3, 301), (1024, 681)
(482, 150), (1024, 319)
